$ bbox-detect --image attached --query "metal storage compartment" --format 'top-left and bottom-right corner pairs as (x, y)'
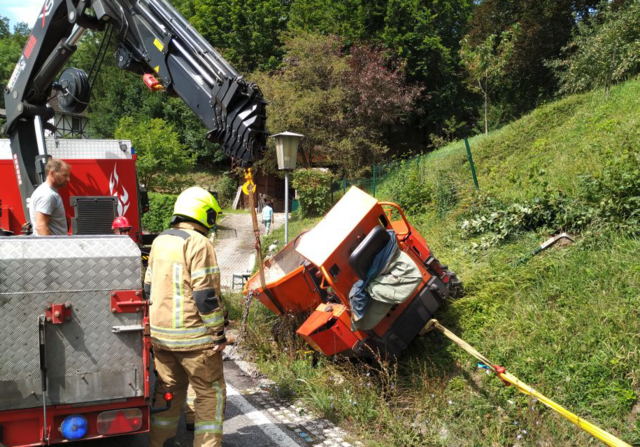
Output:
(0, 235), (144, 410)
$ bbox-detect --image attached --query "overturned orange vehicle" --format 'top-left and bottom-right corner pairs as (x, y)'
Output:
(244, 187), (461, 359)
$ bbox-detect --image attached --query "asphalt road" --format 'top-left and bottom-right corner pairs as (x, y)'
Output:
(76, 358), (308, 447)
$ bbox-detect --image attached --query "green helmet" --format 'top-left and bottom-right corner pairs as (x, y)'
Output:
(173, 187), (222, 229)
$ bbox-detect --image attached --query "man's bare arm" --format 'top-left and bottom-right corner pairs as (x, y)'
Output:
(35, 212), (52, 235)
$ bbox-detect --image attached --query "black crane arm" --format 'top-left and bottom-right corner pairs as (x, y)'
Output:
(2, 0), (267, 217)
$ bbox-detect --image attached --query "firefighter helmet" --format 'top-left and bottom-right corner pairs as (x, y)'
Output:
(173, 187), (222, 229)
(112, 216), (131, 229)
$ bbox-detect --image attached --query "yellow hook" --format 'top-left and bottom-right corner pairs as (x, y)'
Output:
(242, 168), (256, 195)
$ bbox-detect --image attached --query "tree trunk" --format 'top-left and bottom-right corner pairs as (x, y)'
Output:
(484, 92), (488, 135)
(479, 78), (488, 135)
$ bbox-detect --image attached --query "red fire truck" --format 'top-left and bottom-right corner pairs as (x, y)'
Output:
(0, 0), (267, 443)
(0, 138), (157, 444)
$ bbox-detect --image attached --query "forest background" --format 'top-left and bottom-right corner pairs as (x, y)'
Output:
(1, 0), (640, 200)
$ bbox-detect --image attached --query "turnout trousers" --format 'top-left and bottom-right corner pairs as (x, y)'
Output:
(150, 348), (226, 447)
(186, 384), (196, 426)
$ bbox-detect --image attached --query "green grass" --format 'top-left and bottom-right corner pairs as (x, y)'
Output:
(233, 79), (640, 446)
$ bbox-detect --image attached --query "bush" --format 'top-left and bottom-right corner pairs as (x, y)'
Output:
(460, 147), (640, 249)
(378, 158), (459, 216)
(142, 192), (178, 233)
(581, 145), (640, 229)
(213, 173), (238, 208)
(291, 169), (333, 217)
(378, 159), (433, 215)
(114, 117), (195, 192)
(460, 190), (589, 249)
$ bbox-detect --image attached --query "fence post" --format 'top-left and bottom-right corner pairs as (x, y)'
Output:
(464, 138), (480, 189)
(342, 178), (346, 195)
(372, 164), (376, 197)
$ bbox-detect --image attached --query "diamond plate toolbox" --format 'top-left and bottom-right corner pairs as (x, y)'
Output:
(0, 236), (144, 411)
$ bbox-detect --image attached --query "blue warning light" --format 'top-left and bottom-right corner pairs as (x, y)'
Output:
(60, 415), (88, 440)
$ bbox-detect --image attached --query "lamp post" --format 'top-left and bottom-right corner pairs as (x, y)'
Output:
(272, 131), (304, 244)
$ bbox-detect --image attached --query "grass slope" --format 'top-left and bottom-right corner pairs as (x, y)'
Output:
(230, 80), (640, 446)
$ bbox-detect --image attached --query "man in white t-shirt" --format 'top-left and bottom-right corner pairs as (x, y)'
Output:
(29, 158), (71, 236)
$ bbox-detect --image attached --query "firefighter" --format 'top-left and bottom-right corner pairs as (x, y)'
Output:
(29, 158), (71, 235)
(145, 187), (228, 447)
(111, 216), (132, 235)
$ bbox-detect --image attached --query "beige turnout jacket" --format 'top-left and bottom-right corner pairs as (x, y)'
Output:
(144, 221), (228, 351)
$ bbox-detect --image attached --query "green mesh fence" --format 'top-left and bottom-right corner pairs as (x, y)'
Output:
(330, 142), (473, 208)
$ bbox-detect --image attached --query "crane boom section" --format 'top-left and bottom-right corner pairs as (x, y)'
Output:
(3, 0), (267, 217)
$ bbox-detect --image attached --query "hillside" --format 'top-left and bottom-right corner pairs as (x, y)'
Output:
(235, 79), (640, 446)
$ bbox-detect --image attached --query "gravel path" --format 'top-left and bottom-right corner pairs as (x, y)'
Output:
(214, 211), (285, 290)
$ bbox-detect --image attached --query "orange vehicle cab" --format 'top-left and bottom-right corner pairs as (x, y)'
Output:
(244, 187), (461, 359)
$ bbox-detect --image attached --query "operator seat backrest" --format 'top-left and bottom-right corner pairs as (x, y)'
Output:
(349, 225), (390, 280)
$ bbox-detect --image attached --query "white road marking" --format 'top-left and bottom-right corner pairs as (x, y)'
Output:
(225, 384), (301, 447)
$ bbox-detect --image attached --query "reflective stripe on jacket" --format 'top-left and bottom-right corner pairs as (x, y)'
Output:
(145, 221), (227, 351)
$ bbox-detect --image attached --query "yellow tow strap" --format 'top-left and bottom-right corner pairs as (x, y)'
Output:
(421, 320), (631, 447)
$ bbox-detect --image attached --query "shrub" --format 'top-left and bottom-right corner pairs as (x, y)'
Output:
(378, 158), (459, 216)
(213, 173), (238, 208)
(114, 117), (195, 192)
(460, 191), (585, 249)
(378, 159), (433, 215)
(142, 192), (178, 233)
(460, 148), (640, 249)
(291, 169), (333, 217)
(581, 146), (640, 230)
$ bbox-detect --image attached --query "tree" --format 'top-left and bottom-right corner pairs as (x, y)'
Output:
(288, 0), (389, 43)
(344, 43), (421, 127)
(381, 0), (475, 140)
(0, 17), (30, 87)
(114, 117), (195, 191)
(252, 32), (419, 177)
(466, 0), (599, 116)
(189, 0), (290, 72)
(287, 0), (476, 143)
(460, 25), (519, 135)
(548, 1), (640, 95)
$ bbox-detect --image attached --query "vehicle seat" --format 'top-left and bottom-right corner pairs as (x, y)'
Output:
(349, 226), (390, 280)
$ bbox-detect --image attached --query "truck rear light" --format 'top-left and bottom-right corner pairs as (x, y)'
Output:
(96, 409), (143, 435)
(60, 415), (88, 440)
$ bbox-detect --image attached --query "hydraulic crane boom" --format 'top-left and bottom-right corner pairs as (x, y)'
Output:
(2, 0), (267, 217)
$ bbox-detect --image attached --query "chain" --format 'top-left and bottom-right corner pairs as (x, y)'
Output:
(240, 290), (255, 338)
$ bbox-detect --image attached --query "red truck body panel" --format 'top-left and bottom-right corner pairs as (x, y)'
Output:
(0, 147), (140, 243)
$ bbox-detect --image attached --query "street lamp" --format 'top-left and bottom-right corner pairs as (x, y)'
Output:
(272, 131), (304, 244)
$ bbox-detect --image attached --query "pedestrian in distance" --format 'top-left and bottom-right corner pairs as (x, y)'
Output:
(29, 158), (71, 235)
(145, 187), (228, 447)
(262, 199), (274, 234)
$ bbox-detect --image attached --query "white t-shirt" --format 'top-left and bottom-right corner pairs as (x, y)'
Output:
(29, 183), (68, 235)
